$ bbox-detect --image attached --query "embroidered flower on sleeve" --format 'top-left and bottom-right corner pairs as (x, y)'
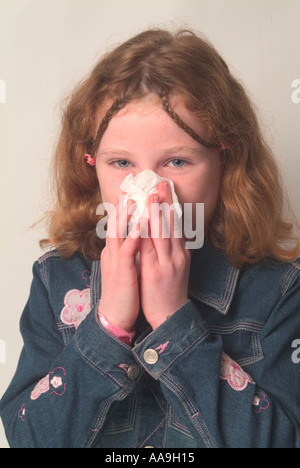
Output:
(18, 404), (26, 422)
(220, 352), (255, 391)
(252, 392), (270, 413)
(82, 270), (91, 288)
(50, 376), (63, 389)
(60, 288), (91, 329)
(30, 375), (50, 400)
(30, 367), (66, 400)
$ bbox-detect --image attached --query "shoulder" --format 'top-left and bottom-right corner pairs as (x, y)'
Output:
(36, 249), (92, 269)
(239, 257), (300, 310)
(35, 249), (92, 291)
(244, 257), (300, 289)
(31, 250), (94, 330)
(223, 257), (300, 343)
(273, 258), (300, 300)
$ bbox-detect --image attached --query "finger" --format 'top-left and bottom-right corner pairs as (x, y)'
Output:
(139, 217), (158, 266)
(118, 223), (141, 269)
(156, 180), (173, 204)
(169, 206), (186, 251)
(147, 193), (172, 261)
(140, 237), (158, 269)
(106, 197), (135, 255)
(155, 182), (176, 241)
(156, 182), (185, 251)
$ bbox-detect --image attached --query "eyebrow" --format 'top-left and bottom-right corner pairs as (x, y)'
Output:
(98, 146), (205, 158)
(163, 146), (205, 156)
(98, 149), (132, 157)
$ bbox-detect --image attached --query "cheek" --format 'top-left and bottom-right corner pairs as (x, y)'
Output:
(176, 170), (221, 205)
(176, 165), (222, 225)
(97, 169), (114, 205)
(99, 186), (120, 206)
(200, 176), (221, 226)
(97, 173), (128, 208)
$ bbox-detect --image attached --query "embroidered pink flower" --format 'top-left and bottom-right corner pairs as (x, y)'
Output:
(252, 392), (269, 413)
(82, 270), (91, 288)
(50, 376), (63, 389)
(18, 404), (26, 422)
(49, 367), (66, 396)
(220, 352), (255, 391)
(31, 375), (50, 400)
(30, 367), (66, 400)
(60, 288), (91, 329)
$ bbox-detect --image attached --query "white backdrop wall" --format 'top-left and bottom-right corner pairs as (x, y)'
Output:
(0, 0), (299, 448)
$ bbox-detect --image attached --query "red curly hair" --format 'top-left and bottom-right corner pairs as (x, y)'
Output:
(41, 29), (300, 268)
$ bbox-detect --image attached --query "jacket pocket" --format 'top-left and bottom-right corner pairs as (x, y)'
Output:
(102, 391), (137, 435)
(168, 407), (194, 439)
(209, 321), (264, 367)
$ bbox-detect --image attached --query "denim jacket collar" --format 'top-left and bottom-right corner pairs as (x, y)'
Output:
(188, 241), (240, 315)
(89, 241), (239, 317)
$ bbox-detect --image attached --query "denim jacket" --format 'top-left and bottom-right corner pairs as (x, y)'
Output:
(1, 242), (300, 448)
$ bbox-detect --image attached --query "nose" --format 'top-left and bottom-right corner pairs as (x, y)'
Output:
(132, 165), (163, 178)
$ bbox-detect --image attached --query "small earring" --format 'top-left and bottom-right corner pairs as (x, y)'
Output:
(84, 154), (96, 166)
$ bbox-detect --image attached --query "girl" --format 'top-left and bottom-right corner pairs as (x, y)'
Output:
(1, 29), (300, 448)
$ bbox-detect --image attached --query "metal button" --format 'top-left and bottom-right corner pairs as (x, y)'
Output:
(127, 364), (140, 381)
(143, 349), (159, 365)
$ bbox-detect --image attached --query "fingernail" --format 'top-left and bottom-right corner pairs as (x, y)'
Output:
(126, 200), (136, 217)
(164, 181), (170, 193)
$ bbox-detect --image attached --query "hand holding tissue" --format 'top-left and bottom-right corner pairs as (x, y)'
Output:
(120, 170), (182, 231)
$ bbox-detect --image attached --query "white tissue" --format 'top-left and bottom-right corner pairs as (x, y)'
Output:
(120, 170), (182, 231)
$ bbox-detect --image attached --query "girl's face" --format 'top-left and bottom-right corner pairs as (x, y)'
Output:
(96, 96), (222, 230)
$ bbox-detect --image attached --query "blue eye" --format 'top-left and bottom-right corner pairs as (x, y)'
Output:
(114, 160), (131, 169)
(168, 159), (186, 168)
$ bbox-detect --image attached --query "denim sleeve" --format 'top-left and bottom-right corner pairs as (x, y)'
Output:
(0, 261), (138, 448)
(133, 292), (300, 448)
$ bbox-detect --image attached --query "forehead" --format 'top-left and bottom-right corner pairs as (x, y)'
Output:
(97, 94), (208, 145)
(99, 109), (202, 156)
(117, 94), (162, 116)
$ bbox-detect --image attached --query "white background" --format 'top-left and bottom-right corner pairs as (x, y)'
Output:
(0, 0), (299, 448)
